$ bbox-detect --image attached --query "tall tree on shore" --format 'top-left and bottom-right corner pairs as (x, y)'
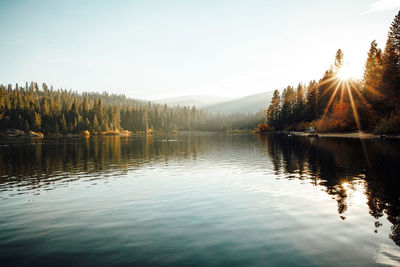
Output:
(317, 49), (344, 117)
(267, 90), (281, 129)
(33, 112), (41, 131)
(363, 40), (383, 116)
(317, 68), (335, 117)
(364, 41), (383, 91)
(305, 80), (318, 121)
(295, 83), (306, 123)
(382, 10), (400, 111)
(280, 86), (296, 128)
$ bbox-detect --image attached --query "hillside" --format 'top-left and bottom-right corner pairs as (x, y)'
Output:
(204, 91), (273, 114)
(153, 95), (235, 108)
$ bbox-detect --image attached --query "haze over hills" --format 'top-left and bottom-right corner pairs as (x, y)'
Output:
(154, 91), (273, 115)
(153, 95), (236, 108)
(204, 91), (273, 114)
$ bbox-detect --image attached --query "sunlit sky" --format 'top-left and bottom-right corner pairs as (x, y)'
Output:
(0, 0), (399, 100)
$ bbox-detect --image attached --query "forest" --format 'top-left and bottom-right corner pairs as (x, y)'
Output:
(262, 10), (400, 134)
(0, 82), (264, 135)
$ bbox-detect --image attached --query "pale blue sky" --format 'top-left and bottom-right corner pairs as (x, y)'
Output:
(0, 0), (399, 99)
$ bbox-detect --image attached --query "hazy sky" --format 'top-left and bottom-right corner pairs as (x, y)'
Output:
(0, 0), (399, 100)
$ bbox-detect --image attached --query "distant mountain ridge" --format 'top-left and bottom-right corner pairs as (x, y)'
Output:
(154, 92), (273, 114)
(153, 95), (236, 108)
(204, 91), (273, 114)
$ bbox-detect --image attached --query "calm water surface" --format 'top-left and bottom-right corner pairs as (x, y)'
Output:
(0, 133), (399, 266)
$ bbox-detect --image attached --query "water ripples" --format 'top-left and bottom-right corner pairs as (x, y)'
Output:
(0, 133), (399, 266)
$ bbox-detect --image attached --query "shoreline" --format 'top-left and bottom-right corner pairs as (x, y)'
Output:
(1, 129), (400, 140)
(289, 131), (400, 139)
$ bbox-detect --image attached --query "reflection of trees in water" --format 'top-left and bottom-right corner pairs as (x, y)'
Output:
(1, 133), (400, 246)
(0, 133), (256, 194)
(0, 135), (209, 194)
(257, 133), (400, 246)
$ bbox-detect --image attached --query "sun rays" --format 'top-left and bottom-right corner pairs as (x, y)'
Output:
(337, 63), (356, 81)
(316, 64), (363, 133)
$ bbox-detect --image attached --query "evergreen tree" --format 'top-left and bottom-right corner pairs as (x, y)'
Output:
(295, 83), (306, 123)
(306, 80), (318, 121)
(334, 49), (344, 70)
(60, 114), (67, 134)
(33, 112), (41, 131)
(280, 86), (296, 129)
(93, 115), (99, 132)
(382, 12), (400, 111)
(267, 90), (281, 129)
(364, 40), (383, 115)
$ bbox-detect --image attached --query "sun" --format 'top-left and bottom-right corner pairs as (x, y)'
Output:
(336, 63), (355, 81)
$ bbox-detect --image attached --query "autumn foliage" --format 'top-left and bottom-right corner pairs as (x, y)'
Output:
(256, 123), (271, 133)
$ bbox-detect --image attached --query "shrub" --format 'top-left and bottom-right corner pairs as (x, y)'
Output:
(256, 123), (271, 132)
(314, 117), (356, 132)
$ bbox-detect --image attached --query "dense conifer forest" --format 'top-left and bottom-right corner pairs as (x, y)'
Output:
(262, 11), (400, 134)
(0, 82), (264, 135)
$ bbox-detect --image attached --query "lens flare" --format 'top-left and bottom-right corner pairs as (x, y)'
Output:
(336, 63), (355, 81)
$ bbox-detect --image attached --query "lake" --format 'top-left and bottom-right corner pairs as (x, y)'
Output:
(0, 133), (399, 266)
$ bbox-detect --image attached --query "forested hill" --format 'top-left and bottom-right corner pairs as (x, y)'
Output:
(0, 82), (266, 135)
(204, 91), (273, 114)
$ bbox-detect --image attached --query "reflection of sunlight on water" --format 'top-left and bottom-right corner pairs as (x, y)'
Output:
(341, 179), (368, 206)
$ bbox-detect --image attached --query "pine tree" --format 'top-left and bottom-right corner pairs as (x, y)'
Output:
(388, 10), (400, 56)
(60, 114), (67, 134)
(317, 69), (334, 117)
(382, 11), (400, 111)
(334, 49), (344, 70)
(33, 112), (41, 131)
(92, 115), (99, 132)
(306, 80), (318, 121)
(364, 40), (383, 115)
(280, 86), (296, 128)
(295, 83), (306, 123)
(267, 90), (281, 129)
(84, 117), (90, 130)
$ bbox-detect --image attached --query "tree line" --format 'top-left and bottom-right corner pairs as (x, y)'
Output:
(0, 82), (264, 135)
(263, 11), (400, 134)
